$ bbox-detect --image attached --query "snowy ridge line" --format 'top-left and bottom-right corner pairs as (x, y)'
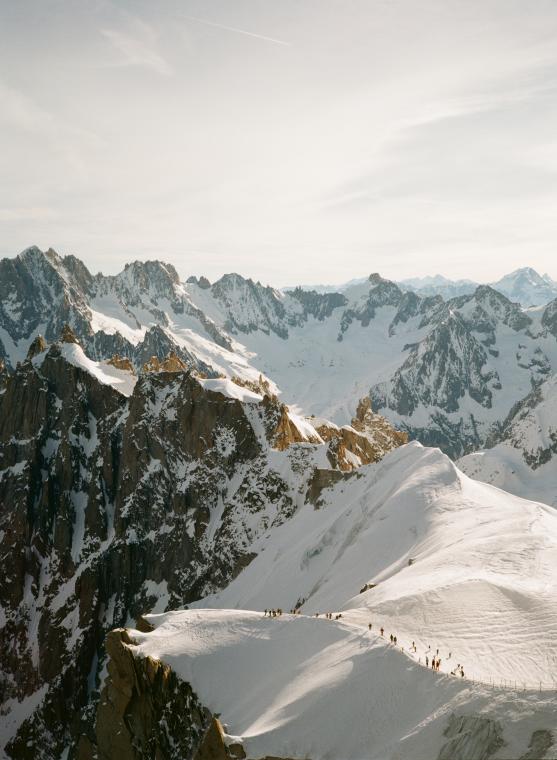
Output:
(260, 613), (557, 695)
(193, 443), (557, 694)
(395, 644), (557, 693)
(131, 607), (557, 760)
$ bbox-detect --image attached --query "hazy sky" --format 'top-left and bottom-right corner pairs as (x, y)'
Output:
(2, 0), (557, 285)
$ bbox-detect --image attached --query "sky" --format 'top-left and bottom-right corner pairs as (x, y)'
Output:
(2, 0), (557, 286)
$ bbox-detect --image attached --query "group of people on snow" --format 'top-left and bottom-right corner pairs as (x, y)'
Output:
(426, 655), (442, 671)
(263, 608), (466, 679)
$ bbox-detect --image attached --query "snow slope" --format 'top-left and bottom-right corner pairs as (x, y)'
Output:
(123, 443), (557, 759)
(131, 609), (557, 760)
(195, 443), (557, 687)
(32, 342), (137, 396)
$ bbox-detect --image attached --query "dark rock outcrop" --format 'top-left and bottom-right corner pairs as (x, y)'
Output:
(81, 629), (209, 760)
(437, 714), (504, 760)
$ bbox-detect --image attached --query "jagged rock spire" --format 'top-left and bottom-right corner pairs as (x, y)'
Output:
(142, 352), (187, 374)
(107, 354), (135, 374)
(60, 323), (80, 344)
(26, 334), (47, 360)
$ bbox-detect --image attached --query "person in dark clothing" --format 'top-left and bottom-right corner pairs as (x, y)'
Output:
(394, 636), (397, 645)
(380, 627), (384, 636)
(368, 623), (372, 631)
(390, 634), (393, 643)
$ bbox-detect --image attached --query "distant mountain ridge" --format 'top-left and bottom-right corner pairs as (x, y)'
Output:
(287, 267), (557, 306)
(2, 247), (557, 460)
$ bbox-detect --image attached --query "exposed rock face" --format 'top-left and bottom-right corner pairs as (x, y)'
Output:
(315, 397), (408, 472)
(82, 629), (209, 760)
(485, 375), (557, 469)
(0, 343), (404, 757)
(210, 274), (293, 339)
(519, 729), (554, 760)
(265, 397), (321, 451)
(142, 352), (187, 373)
(541, 298), (557, 338)
(288, 288), (347, 321)
(338, 276), (403, 338)
(437, 714), (504, 760)
(193, 718), (240, 760)
(60, 323), (80, 344)
(0, 247), (230, 372)
(0, 359), (9, 393)
(1, 247), (557, 462)
(89, 636), (301, 760)
(231, 375), (271, 396)
(26, 334), (47, 360)
(107, 354), (135, 373)
(370, 286), (555, 458)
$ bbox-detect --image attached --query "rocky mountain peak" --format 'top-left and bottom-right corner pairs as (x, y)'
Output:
(26, 334), (48, 360)
(367, 275), (403, 302)
(142, 352), (188, 374)
(60, 323), (80, 344)
(107, 354), (135, 373)
(352, 396), (373, 426)
(120, 259), (180, 293)
(16, 244), (44, 264)
(187, 275), (212, 290)
(58, 252), (94, 294)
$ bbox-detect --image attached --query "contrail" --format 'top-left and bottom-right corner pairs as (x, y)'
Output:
(183, 14), (292, 46)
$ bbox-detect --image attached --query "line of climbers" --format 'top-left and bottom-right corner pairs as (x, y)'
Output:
(263, 609), (466, 678)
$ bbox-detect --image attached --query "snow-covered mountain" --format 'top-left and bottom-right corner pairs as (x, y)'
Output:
(491, 267), (557, 307)
(398, 273), (478, 299)
(458, 371), (557, 506)
(107, 442), (557, 759)
(0, 330), (404, 757)
(397, 267), (557, 307)
(2, 247), (557, 462)
(290, 268), (557, 306)
(2, 266), (557, 757)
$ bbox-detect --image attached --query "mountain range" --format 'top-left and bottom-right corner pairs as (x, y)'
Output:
(1, 246), (557, 759)
(2, 247), (557, 462)
(287, 266), (557, 306)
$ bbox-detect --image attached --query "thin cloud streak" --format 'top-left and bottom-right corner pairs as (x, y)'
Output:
(101, 26), (173, 75)
(182, 14), (291, 47)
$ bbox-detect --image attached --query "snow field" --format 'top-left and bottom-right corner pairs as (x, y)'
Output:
(195, 443), (557, 687)
(123, 442), (557, 759)
(131, 609), (557, 760)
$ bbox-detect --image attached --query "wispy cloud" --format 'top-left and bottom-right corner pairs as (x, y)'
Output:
(101, 21), (173, 75)
(183, 14), (291, 47)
